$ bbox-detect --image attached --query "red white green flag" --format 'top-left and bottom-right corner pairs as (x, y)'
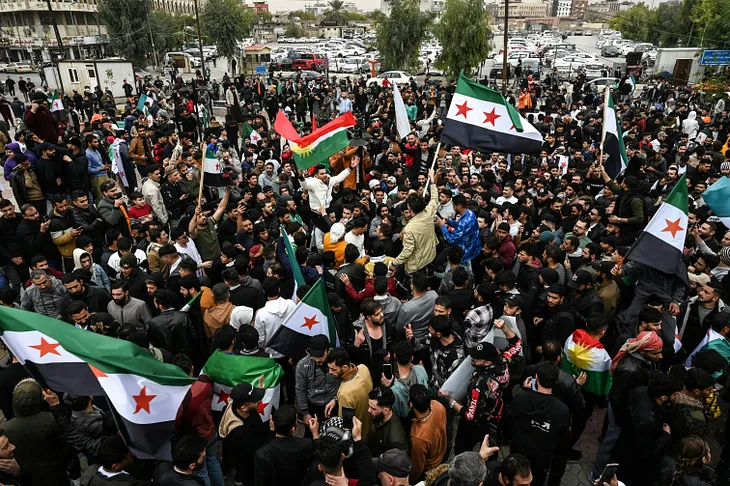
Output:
(274, 110), (356, 169)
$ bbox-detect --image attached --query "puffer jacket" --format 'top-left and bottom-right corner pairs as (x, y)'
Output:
(49, 208), (76, 258)
(393, 184), (439, 273)
(294, 353), (340, 413)
(20, 278), (69, 320)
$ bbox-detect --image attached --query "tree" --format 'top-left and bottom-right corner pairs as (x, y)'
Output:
(97, 0), (153, 66)
(288, 10), (316, 21)
(691, 0), (730, 48)
(375, 0), (432, 71)
(434, 0), (492, 79)
(285, 23), (306, 37)
(149, 12), (195, 54)
(323, 0), (347, 25)
(201, 0), (253, 60)
(608, 4), (657, 43)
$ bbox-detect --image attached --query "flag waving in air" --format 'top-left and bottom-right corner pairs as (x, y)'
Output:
(440, 73), (543, 154)
(267, 279), (339, 360)
(201, 147), (224, 187)
(701, 176), (730, 228)
(202, 351), (283, 419)
(48, 90), (64, 112)
(243, 123), (262, 145)
(274, 110), (357, 170)
(624, 173), (689, 286)
(601, 88), (628, 179)
(0, 307), (194, 460)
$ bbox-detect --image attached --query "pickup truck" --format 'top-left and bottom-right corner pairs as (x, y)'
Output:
(292, 53), (329, 72)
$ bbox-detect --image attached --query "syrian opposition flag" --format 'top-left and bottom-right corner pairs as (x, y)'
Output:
(624, 173), (689, 286)
(701, 176), (730, 228)
(601, 89), (628, 179)
(282, 228), (305, 300)
(48, 90), (64, 112)
(137, 94), (154, 125)
(684, 328), (730, 368)
(202, 147), (224, 187)
(243, 123), (262, 145)
(440, 73), (543, 155)
(562, 330), (612, 396)
(0, 307), (193, 460)
(268, 279), (339, 360)
(202, 351), (283, 419)
(274, 110), (357, 170)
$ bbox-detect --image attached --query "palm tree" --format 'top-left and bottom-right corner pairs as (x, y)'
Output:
(324, 0), (347, 25)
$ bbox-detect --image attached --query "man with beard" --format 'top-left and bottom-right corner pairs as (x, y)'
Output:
(107, 280), (152, 332)
(367, 385), (409, 457)
(154, 433), (207, 485)
(542, 284), (576, 346)
(295, 335), (340, 425)
(440, 319), (522, 455)
(61, 272), (111, 313)
(49, 195), (82, 271)
(129, 126), (153, 179)
(235, 216), (256, 252)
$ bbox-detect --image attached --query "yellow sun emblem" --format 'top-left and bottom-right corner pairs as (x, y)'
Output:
(291, 142), (314, 157)
(566, 343), (593, 370)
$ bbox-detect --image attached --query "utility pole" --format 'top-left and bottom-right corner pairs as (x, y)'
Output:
(501, 0), (509, 94)
(44, 0), (65, 94)
(146, 1), (159, 70)
(193, 0), (207, 81)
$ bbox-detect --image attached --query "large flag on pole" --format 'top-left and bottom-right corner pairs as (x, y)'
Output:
(202, 351), (283, 419)
(701, 176), (730, 228)
(267, 279), (339, 360)
(624, 173), (689, 286)
(440, 73), (543, 154)
(282, 228), (305, 300)
(202, 147), (224, 187)
(601, 88), (629, 179)
(392, 80), (411, 140)
(274, 110), (357, 170)
(0, 307), (193, 460)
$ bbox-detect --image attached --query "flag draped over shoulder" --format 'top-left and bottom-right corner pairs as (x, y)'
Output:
(624, 173), (689, 286)
(702, 176), (730, 228)
(562, 330), (612, 396)
(602, 90), (628, 179)
(440, 73), (543, 154)
(0, 307), (194, 460)
(684, 328), (730, 369)
(268, 279), (338, 360)
(202, 147), (224, 187)
(274, 110), (357, 170)
(202, 351), (283, 419)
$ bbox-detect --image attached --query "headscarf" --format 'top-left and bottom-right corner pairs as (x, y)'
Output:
(611, 330), (663, 374)
(329, 223), (346, 244)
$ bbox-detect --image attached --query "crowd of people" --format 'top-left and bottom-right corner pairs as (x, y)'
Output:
(0, 62), (729, 486)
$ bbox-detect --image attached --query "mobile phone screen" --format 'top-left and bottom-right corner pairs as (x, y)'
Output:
(599, 463), (619, 485)
(342, 406), (355, 429)
(382, 363), (393, 380)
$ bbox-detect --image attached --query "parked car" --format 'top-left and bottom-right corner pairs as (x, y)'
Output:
(292, 53), (329, 71)
(601, 44), (621, 57)
(5, 62), (33, 73)
(553, 56), (587, 72)
(583, 77), (621, 93)
(583, 63), (605, 80)
(366, 71), (414, 87)
(269, 58), (294, 71)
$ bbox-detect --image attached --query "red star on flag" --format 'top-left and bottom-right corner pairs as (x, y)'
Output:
(482, 108), (501, 126)
(301, 315), (319, 330)
(89, 364), (107, 378)
(132, 386), (157, 414)
(215, 163), (220, 171)
(661, 218), (684, 238)
(217, 389), (231, 405)
(509, 124), (515, 131)
(257, 400), (270, 416)
(30, 338), (61, 358)
(454, 100), (472, 118)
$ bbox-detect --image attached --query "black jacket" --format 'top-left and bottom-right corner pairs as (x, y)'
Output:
(542, 304), (576, 345)
(9, 167), (43, 206)
(147, 309), (193, 357)
(65, 151), (91, 193)
(253, 436), (312, 486)
(522, 364), (585, 414)
(571, 289), (604, 326)
(73, 205), (106, 247)
(507, 389), (571, 467)
(610, 353), (653, 427)
(229, 285), (265, 310)
(121, 268), (149, 302)
(76, 284), (112, 314)
(16, 219), (59, 261)
(153, 464), (205, 485)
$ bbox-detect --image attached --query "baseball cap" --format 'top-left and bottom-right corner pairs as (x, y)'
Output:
(468, 342), (498, 361)
(503, 294), (523, 308)
(592, 261), (615, 276)
(309, 335), (330, 358)
(212, 283), (229, 301)
(568, 269), (593, 289)
(14, 153), (28, 164)
(539, 231), (556, 243)
(688, 272), (711, 286)
(119, 254), (137, 269)
(36, 142), (56, 153)
(230, 382), (265, 405)
(373, 449), (412, 478)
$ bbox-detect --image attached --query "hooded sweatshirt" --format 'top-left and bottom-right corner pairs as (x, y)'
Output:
(254, 297), (296, 359)
(203, 301), (235, 339)
(72, 248), (111, 292)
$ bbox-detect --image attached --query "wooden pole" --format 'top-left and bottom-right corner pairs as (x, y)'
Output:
(197, 141), (206, 208)
(423, 142), (442, 195)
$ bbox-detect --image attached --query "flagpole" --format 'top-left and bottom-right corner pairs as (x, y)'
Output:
(599, 85), (610, 167)
(197, 141), (206, 208)
(423, 142), (442, 194)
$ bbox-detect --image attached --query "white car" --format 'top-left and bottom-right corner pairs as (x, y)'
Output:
(5, 62), (33, 73)
(553, 56), (587, 72)
(584, 63), (605, 80)
(619, 44), (637, 55)
(338, 57), (369, 74)
(571, 52), (600, 63)
(366, 71), (414, 87)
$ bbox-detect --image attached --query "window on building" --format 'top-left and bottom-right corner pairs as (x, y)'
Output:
(86, 65), (96, 79)
(68, 68), (79, 83)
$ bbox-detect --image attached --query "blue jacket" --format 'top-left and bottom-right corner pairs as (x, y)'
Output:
(86, 148), (107, 177)
(441, 209), (480, 263)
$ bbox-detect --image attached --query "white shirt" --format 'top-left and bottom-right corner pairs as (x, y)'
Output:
(345, 231), (365, 258)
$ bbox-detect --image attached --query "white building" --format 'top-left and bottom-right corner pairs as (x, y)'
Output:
(557, 0), (572, 15)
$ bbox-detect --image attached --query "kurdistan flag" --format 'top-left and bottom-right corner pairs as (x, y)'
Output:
(202, 147), (224, 187)
(243, 123), (262, 145)
(562, 330), (612, 396)
(202, 350), (283, 418)
(0, 307), (193, 460)
(440, 73), (543, 155)
(268, 279), (339, 360)
(624, 173), (689, 286)
(701, 176), (730, 228)
(48, 90), (63, 112)
(274, 110), (357, 170)
(601, 90), (628, 179)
